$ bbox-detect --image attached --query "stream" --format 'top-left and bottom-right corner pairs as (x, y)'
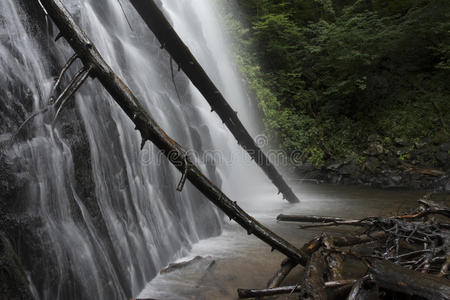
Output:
(138, 183), (424, 300)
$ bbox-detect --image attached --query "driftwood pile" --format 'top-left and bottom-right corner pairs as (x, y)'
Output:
(238, 195), (450, 299)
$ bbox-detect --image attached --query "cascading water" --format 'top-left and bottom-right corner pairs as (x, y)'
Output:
(0, 0), (273, 299)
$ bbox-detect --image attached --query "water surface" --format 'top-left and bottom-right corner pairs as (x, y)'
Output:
(138, 183), (424, 299)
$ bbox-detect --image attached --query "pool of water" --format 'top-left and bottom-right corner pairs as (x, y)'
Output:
(137, 183), (424, 299)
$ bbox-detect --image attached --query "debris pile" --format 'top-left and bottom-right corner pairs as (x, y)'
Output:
(238, 194), (450, 299)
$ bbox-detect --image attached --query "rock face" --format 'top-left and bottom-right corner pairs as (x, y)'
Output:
(294, 135), (449, 191)
(0, 234), (33, 300)
(0, 1), (229, 299)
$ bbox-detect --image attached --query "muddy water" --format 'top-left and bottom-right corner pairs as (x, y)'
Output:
(137, 183), (424, 300)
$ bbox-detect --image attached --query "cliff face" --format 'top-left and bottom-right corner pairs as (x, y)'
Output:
(0, 1), (226, 298)
(0, 4), (99, 297)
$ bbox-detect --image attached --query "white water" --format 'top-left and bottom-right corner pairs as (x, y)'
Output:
(0, 0), (274, 299)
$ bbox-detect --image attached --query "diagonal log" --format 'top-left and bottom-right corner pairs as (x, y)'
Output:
(266, 236), (322, 289)
(128, 0), (300, 203)
(38, 0), (307, 264)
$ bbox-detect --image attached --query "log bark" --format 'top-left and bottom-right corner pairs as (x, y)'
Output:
(323, 236), (344, 281)
(39, 0), (308, 264)
(346, 277), (378, 300)
(127, 0), (300, 203)
(277, 215), (345, 223)
(266, 257), (298, 289)
(238, 280), (356, 299)
(369, 259), (450, 299)
(300, 250), (328, 300)
(266, 236), (322, 289)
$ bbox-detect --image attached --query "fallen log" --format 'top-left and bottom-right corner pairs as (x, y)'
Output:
(39, 0), (308, 264)
(266, 257), (298, 289)
(266, 231), (387, 289)
(300, 250), (328, 299)
(369, 259), (450, 299)
(127, 0), (300, 203)
(260, 199), (449, 300)
(277, 215), (345, 223)
(266, 236), (322, 289)
(238, 280), (356, 299)
(323, 236), (344, 281)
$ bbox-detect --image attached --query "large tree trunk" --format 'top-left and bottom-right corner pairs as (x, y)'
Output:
(127, 0), (300, 204)
(38, 0), (307, 264)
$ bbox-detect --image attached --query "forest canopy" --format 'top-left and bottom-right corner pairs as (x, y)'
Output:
(221, 0), (450, 167)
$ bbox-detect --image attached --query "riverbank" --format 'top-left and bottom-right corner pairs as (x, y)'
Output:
(292, 137), (450, 191)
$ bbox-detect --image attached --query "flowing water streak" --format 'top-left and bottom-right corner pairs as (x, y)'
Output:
(0, 0), (268, 298)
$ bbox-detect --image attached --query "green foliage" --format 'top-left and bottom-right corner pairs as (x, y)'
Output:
(220, 0), (450, 166)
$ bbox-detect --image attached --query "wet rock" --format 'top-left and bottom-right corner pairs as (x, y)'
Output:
(327, 162), (343, 171)
(386, 156), (399, 167)
(160, 256), (206, 274)
(303, 169), (329, 181)
(390, 175), (402, 183)
(395, 147), (410, 156)
(331, 174), (343, 184)
(368, 143), (384, 156)
(339, 163), (359, 176)
(296, 162), (317, 175)
(436, 151), (449, 165)
(0, 233), (32, 300)
(414, 140), (427, 149)
(394, 137), (409, 147)
(440, 143), (450, 152)
(364, 157), (380, 172)
(367, 134), (382, 143)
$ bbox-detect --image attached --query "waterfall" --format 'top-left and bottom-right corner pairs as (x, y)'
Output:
(0, 0), (268, 299)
